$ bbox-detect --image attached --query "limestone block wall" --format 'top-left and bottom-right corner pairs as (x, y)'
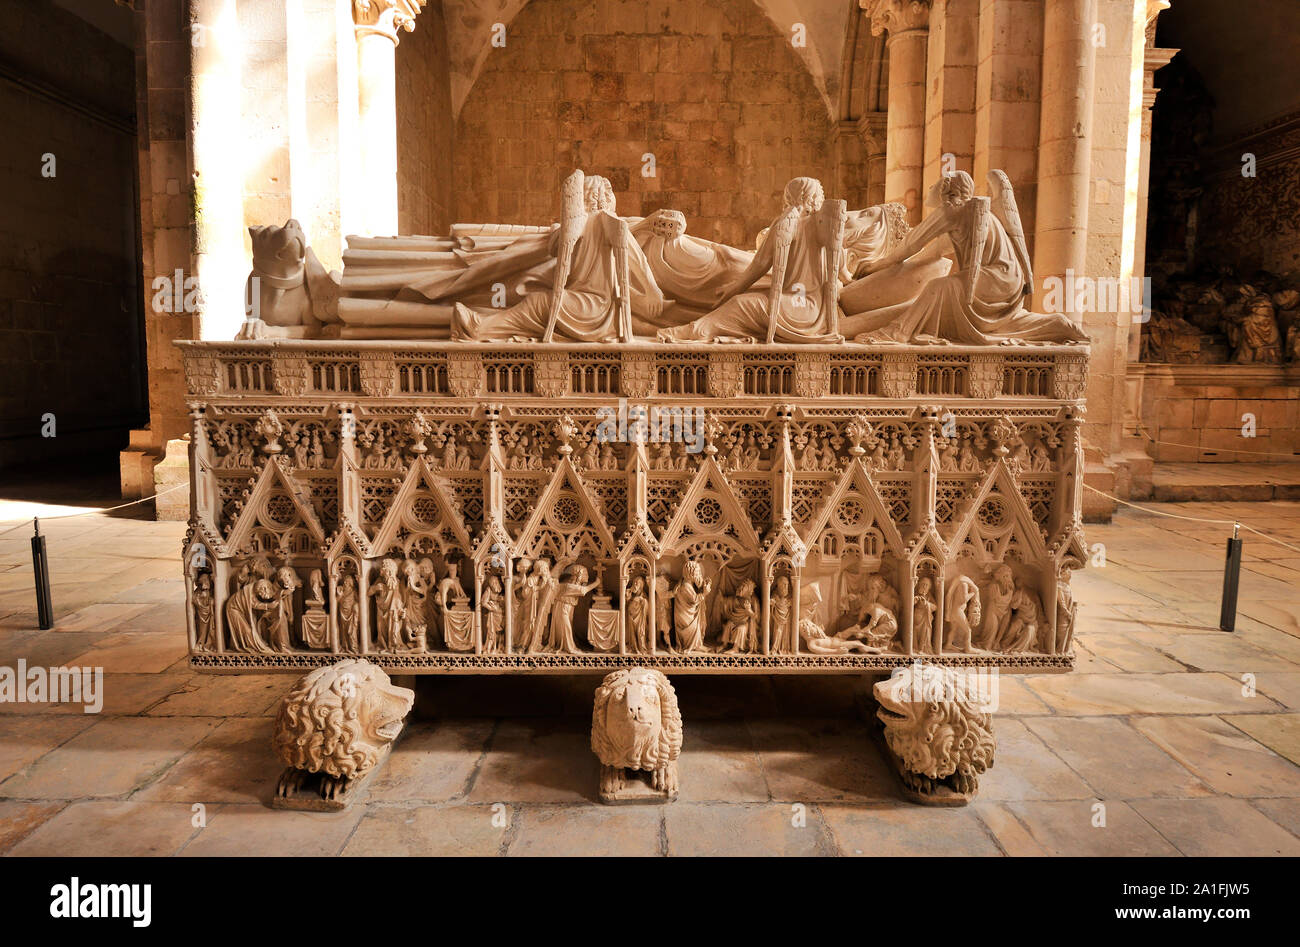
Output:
(396, 0), (455, 236)
(1136, 365), (1300, 463)
(449, 0), (838, 248)
(0, 0), (145, 471)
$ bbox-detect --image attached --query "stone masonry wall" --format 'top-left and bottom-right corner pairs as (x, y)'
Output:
(450, 0), (838, 249)
(397, 0), (455, 235)
(0, 0), (145, 471)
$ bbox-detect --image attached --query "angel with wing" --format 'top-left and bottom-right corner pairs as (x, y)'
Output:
(852, 170), (1088, 345)
(658, 177), (845, 344)
(452, 171), (664, 343)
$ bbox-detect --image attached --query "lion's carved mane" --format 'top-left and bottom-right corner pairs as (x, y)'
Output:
(591, 668), (682, 797)
(273, 659), (413, 782)
(875, 664), (996, 795)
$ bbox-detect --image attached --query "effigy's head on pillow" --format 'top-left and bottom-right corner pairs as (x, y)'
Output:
(583, 174), (616, 213)
(782, 176), (824, 214)
(650, 208), (687, 239)
(929, 170), (975, 209)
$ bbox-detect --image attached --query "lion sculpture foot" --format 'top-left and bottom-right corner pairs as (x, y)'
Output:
(874, 664), (996, 806)
(592, 668), (683, 804)
(271, 659), (414, 811)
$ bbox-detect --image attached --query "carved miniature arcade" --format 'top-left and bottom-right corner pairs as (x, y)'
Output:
(186, 171), (1088, 806)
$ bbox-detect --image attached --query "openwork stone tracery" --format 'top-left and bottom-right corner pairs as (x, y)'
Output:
(181, 341), (1086, 674)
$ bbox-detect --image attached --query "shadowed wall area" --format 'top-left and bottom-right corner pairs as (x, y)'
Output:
(447, 0), (838, 248)
(0, 0), (144, 472)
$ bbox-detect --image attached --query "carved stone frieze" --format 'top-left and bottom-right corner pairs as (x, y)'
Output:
(534, 351), (570, 397)
(359, 353), (397, 397)
(708, 352), (743, 398)
(879, 353), (917, 398)
(446, 352), (483, 397)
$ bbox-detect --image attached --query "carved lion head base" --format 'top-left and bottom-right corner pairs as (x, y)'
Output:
(591, 668), (683, 804)
(873, 664), (996, 806)
(271, 659), (414, 811)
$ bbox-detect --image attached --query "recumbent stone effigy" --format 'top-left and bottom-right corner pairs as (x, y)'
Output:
(179, 169), (1088, 807)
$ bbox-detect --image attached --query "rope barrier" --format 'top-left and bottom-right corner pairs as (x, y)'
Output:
(0, 483), (188, 537)
(1084, 483), (1300, 556)
(1136, 426), (1300, 460)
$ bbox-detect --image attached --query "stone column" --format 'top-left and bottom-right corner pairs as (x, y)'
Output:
(1032, 0), (1097, 314)
(974, 0), (1044, 249)
(865, 0), (933, 224)
(1130, 2), (1175, 361)
(191, 0), (245, 343)
(858, 111), (889, 207)
(352, 1), (424, 237)
(923, 0), (978, 197)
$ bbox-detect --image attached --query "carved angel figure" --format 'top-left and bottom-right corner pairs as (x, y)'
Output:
(452, 172), (664, 343)
(659, 177), (845, 344)
(855, 171), (1088, 345)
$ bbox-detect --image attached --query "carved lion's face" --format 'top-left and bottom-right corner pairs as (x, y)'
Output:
(875, 665), (993, 782)
(348, 663), (415, 748)
(274, 660), (414, 779)
(604, 670), (664, 748)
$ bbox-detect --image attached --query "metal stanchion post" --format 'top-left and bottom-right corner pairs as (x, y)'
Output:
(1219, 523), (1242, 632)
(31, 518), (53, 630)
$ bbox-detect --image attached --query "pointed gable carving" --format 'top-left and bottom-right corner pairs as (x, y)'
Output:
(225, 458), (327, 557)
(325, 524), (369, 563)
(660, 457), (761, 552)
(948, 459), (1047, 563)
(514, 457), (617, 560)
(370, 457), (473, 556)
(800, 459), (907, 557)
(617, 517), (663, 562)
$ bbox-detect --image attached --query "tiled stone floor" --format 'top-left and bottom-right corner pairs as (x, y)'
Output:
(0, 486), (1298, 856)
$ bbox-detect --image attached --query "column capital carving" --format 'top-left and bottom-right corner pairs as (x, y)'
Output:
(861, 0), (933, 38)
(1144, 0), (1171, 46)
(857, 110), (888, 154)
(353, 0), (425, 44)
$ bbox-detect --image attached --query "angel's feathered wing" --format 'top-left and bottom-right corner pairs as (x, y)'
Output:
(542, 169), (587, 342)
(963, 197), (992, 306)
(988, 170), (1033, 299)
(764, 209), (799, 343)
(816, 199), (847, 335)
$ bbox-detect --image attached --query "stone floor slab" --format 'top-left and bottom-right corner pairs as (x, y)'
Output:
(510, 804), (663, 856)
(1130, 798), (1300, 856)
(7, 801), (198, 856)
(1023, 717), (1211, 800)
(978, 718), (1096, 802)
(819, 804), (1003, 856)
(366, 720), (495, 804)
(749, 718), (895, 803)
(0, 800), (65, 853)
(990, 800), (1180, 856)
(1024, 671), (1263, 716)
(182, 804), (364, 856)
(342, 805), (507, 856)
(1133, 715), (1300, 797)
(132, 717), (283, 805)
(0, 715), (220, 799)
(1222, 713), (1300, 767)
(666, 802), (836, 856)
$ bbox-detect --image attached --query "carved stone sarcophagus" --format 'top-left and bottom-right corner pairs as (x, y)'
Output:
(177, 340), (1087, 675)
